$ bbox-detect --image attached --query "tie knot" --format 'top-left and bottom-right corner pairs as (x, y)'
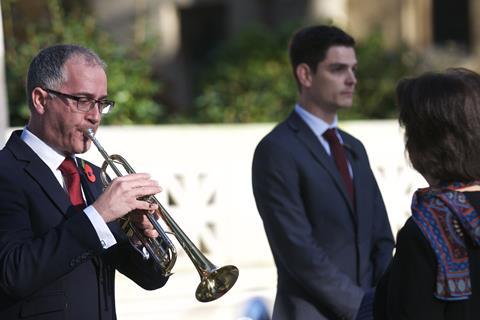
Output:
(59, 158), (78, 176)
(323, 128), (339, 143)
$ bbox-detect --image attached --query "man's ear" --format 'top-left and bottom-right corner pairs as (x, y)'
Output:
(31, 87), (48, 114)
(295, 63), (313, 88)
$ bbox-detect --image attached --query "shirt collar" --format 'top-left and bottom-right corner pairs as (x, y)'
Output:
(294, 104), (339, 136)
(21, 127), (69, 171)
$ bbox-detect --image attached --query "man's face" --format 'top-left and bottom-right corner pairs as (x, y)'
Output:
(306, 46), (357, 113)
(41, 57), (107, 155)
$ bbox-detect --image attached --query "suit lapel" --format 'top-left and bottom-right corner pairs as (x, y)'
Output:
(287, 112), (355, 215)
(342, 136), (361, 227)
(344, 138), (370, 231)
(77, 159), (103, 206)
(7, 131), (71, 216)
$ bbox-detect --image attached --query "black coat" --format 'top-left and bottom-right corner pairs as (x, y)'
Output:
(0, 131), (168, 320)
(375, 191), (480, 320)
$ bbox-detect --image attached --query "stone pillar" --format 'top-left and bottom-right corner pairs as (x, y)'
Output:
(156, 1), (181, 62)
(400, 0), (432, 50)
(470, 0), (480, 60)
(346, 0), (404, 49)
(0, 2), (9, 146)
(309, 0), (348, 28)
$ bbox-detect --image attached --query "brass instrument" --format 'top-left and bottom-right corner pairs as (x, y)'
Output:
(84, 128), (239, 302)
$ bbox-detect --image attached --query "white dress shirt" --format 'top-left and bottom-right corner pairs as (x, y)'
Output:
(295, 104), (353, 177)
(21, 128), (117, 249)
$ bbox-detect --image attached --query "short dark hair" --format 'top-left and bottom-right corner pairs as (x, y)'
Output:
(288, 25), (355, 88)
(26, 44), (106, 110)
(397, 68), (480, 183)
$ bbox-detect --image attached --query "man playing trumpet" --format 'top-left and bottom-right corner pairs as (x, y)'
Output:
(0, 44), (169, 320)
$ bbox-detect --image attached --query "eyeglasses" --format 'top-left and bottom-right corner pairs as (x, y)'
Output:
(43, 88), (115, 115)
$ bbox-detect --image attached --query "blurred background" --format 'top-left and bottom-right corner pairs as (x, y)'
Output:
(0, 0), (477, 318)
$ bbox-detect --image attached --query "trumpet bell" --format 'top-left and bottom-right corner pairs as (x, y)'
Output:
(84, 128), (239, 302)
(196, 265), (239, 302)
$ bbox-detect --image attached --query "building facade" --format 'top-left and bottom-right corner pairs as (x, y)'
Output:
(87, 0), (480, 110)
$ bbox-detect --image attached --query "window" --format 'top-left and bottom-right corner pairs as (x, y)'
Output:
(433, 0), (471, 52)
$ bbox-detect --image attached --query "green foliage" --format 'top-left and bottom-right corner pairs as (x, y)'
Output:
(3, 0), (164, 126)
(2, 1), (419, 125)
(193, 24), (298, 123)
(346, 31), (418, 119)
(194, 24), (418, 123)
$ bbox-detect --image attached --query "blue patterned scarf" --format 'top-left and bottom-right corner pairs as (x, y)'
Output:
(411, 182), (480, 301)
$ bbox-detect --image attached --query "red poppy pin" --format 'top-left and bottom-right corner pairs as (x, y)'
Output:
(84, 163), (96, 183)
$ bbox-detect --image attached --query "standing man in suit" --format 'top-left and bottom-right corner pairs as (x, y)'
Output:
(252, 25), (394, 320)
(0, 44), (169, 319)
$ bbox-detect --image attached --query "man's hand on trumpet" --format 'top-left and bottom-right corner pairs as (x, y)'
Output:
(129, 208), (161, 239)
(93, 173), (162, 223)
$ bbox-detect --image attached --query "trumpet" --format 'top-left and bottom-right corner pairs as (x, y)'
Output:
(84, 128), (239, 302)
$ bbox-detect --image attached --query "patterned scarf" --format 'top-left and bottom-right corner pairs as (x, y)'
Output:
(411, 182), (480, 301)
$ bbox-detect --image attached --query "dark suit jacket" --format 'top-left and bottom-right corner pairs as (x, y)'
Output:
(374, 192), (480, 320)
(252, 112), (394, 320)
(0, 130), (168, 320)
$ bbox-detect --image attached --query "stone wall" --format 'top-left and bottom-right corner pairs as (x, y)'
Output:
(2, 121), (426, 319)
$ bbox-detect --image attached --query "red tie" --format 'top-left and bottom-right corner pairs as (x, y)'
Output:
(59, 158), (86, 209)
(323, 128), (354, 204)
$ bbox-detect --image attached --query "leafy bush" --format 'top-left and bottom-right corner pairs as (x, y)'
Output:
(3, 0), (165, 126)
(347, 31), (418, 119)
(193, 24), (298, 123)
(194, 24), (418, 123)
(3, 1), (418, 125)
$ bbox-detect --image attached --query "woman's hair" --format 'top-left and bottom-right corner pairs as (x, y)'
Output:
(397, 68), (480, 183)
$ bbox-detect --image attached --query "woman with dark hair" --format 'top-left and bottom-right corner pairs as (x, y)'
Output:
(374, 68), (480, 319)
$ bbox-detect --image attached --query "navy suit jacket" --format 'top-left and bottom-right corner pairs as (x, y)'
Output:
(0, 131), (168, 320)
(252, 112), (394, 320)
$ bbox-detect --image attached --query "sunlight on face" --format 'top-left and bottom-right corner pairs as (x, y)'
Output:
(42, 57), (108, 156)
(307, 46), (357, 114)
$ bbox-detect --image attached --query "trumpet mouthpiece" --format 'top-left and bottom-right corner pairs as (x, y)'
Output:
(84, 128), (95, 138)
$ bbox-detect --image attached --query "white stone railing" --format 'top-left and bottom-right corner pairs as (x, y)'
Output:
(3, 121), (427, 319)
(340, 120), (427, 233)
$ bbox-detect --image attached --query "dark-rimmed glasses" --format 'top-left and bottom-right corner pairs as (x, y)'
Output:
(43, 88), (115, 115)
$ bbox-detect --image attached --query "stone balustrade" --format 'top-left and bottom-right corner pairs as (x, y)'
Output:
(3, 121), (427, 319)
